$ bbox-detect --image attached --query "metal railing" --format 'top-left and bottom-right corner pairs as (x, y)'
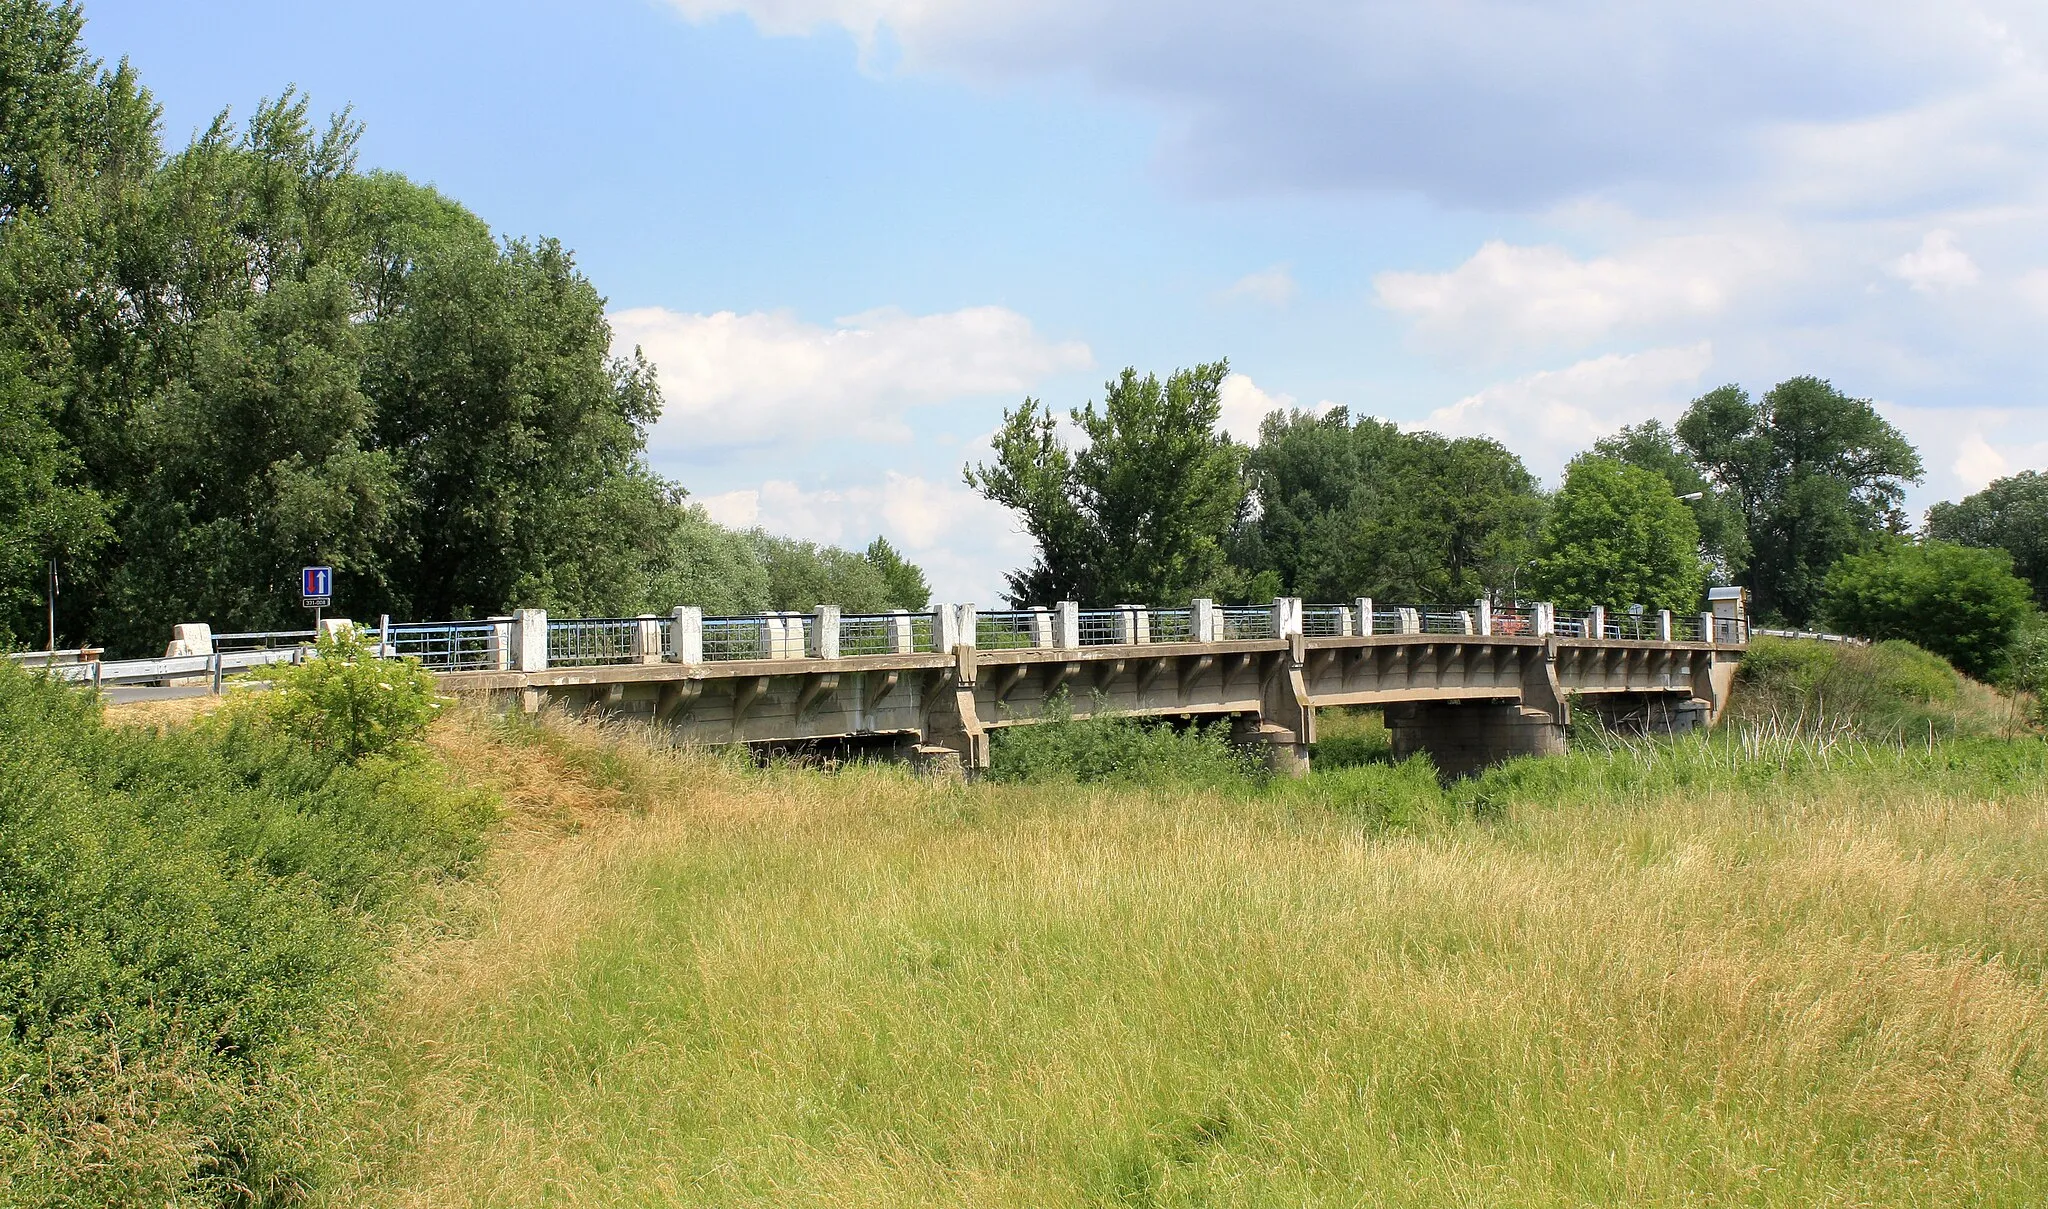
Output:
(547, 617), (641, 666)
(1419, 607), (1476, 636)
(1490, 606), (1536, 636)
(1553, 610), (1595, 639)
(1605, 612), (1658, 641)
(976, 610), (1041, 650)
(1150, 607), (1193, 643)
(703, 617), (764, 661)
(1078, 609), (1124, 645)
(838, 613), (921, 656)
(386, 621), (504, 671)
(1220, 606), (1273, 640)
(212, 629), (316, 652)
(1302, 605), (1349, 637)
(1669, 614), (1704, 643)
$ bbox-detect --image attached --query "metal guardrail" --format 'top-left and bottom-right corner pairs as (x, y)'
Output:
(1302, 605), (1348, 637)
(703, 617), (764, 662)
(386, 621), (504, 671)
(1751, 626), (1863, 645)
(976, 610), (1041, 651)
(1078, 610), (1124, 645)
(1219, 606), (1272, 640)
(1151, 608), (1193, 643)
(1420, 608), (1476, 636)
(546, 617), (641, 666)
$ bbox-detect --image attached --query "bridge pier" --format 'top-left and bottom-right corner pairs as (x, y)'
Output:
(1384, 702), (1567, 779)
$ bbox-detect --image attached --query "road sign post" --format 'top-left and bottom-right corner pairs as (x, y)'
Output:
(302, 566), (333, 629)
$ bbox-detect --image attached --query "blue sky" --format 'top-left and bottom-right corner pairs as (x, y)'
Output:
(83, 0), (2048, 602)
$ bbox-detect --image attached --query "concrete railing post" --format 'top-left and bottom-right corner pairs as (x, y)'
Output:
(1029, 606), (1054, 647)
(1397, 607), (1420, 635)
(378, 613), (391, 659)
(1191, 598), (1219, 643)
(1533, 602), (1554, 637)
(1589, 606), (1607, 641)
(1115, 605), (1149, 644)
(1356, 598), (1374, 636)
(634, 613), (663, 664)
(1698, 611), (1715, 646)
(669, 606), (703, 664)
(888, 609), (914, 654)
(933, 604), (959, 653)
(955, 604), (977, 651)
(1475, 598), (1492, 637)
(811, 604), (840, 659)
(511, 608), (548, 672)
(1657, 609), (1674, 642)
(1272, 597), (1304, 639)
(1053, 601), (1080, 648)
(488, 616), (514, 670)
(760, 612), (804, 660)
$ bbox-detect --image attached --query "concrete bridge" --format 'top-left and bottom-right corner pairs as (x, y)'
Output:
(407, 596), (1751, 778)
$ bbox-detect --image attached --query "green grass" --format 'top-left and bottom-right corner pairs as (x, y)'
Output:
(331, 707), (2048, 1206)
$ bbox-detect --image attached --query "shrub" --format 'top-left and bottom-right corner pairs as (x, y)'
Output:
(256, 626), (445, 762)
(987, 694), (1264, 787)
(1822, 539), (2033, 679)
(0, 655), (491, 1202)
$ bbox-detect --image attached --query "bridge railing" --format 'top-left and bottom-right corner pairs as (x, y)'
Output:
(119, 594), (1748, 687)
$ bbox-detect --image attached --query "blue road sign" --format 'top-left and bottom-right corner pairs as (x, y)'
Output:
(302, 565), (333, 603)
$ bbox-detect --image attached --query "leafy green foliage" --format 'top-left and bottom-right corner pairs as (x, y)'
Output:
(254, 626), (444, 762)
(865, 536), (931, 610)
(1926, 470), (2048, 608)
(1234, 408), (1545, 602)
(1678, 377), (1922, 625)
(0, 659), (492, 1203)
(1527, 454), (1707, 611)
(967, 363), (1248, 605)
(1821, 540), (2033, 679)
(1594, 419), (1749, 580)
(0, 5), (928, 649)
(986, 694), (1264, 787)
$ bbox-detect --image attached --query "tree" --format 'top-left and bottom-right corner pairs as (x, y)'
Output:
(1821, 540), (2032, 679)
(1593, 419), (1749, 581)
(1926, 471), (2048, 608)
(1525, 455), (1706, 612)
(966, 363), (1248, 605)
(1230, 407), (1546, 603)
(1677, 377), (1922, 626)
(865, 536), (931, 609)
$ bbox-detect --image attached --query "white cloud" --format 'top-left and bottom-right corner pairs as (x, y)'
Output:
(1218, 264), (1297, 306)
(1888, 229), (1981, 292)
(2018, 268), (2048, 314)
(1375, 237), (1777, 357)
(1215, 372), (1337, 442)
(659, 1), (2048, 212)
(1875, 403), (2048, 515)
(611, 304), (1092, 450)
(697, 472), (1035, 603)
(1421, 344), (1716, 484)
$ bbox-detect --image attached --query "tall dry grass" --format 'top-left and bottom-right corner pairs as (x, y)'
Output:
(326, 705), (2048, 1207)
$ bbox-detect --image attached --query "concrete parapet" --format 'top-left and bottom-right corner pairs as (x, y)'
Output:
(634, 614), (663, 664)
(1053, 602), (1080, 648)
(811, 605), (841, 659)
(511, 609), (548, 672)
(669, 607), (703, 664)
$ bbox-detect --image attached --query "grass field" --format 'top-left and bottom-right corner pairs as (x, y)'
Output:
(323, 702), (2048, 1207)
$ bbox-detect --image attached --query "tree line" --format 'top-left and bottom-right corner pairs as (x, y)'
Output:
(0, 0), (929, 654)
(968, 363), (2048, 687)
